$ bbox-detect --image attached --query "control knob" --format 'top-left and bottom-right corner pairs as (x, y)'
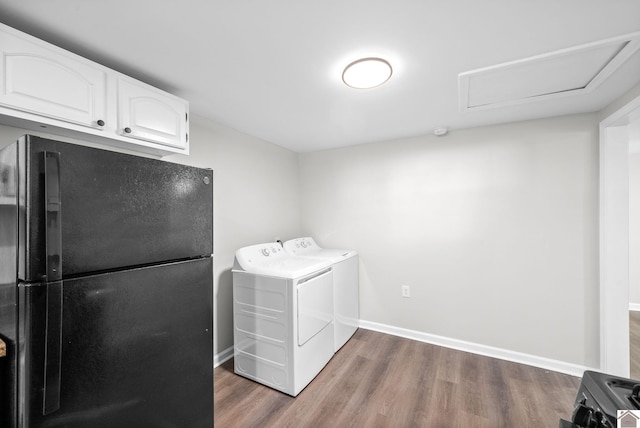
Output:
(571, 404), (594, 427)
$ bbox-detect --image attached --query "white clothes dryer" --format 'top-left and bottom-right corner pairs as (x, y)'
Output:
(283, 237), (359, 352)
(232, 242), (334, 396)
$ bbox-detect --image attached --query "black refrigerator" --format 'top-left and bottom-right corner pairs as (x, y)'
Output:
(0, 135), (214, 427)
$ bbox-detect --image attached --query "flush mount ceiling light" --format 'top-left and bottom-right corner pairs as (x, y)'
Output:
(342, 57), (393, 89)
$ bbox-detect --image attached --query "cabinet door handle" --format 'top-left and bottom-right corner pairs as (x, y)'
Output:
(124, 127), (132, 134)
(96, 119), (105, 127)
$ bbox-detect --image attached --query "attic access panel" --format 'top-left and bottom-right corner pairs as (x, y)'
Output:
(459, 32), (640, 111)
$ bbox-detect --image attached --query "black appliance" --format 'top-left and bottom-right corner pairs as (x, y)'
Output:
(560, 371), (640, 428)
(0, 135), (213, 427)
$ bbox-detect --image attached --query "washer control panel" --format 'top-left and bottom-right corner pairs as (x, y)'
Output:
(234, 241), (333, 277)
(235, 242), (285, 268)
(259, 245), (283, 257)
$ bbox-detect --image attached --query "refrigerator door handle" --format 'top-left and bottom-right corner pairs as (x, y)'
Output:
(43, 281), (63, 415)
(43, 151), (63, 414)
(44, 151), (62, 281)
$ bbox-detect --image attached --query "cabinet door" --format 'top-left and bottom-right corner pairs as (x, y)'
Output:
(0, 28), (107, 129)
(117, 78), (188, 149)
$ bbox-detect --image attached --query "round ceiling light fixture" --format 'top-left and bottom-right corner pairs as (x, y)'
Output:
(342, 57), (393, 89)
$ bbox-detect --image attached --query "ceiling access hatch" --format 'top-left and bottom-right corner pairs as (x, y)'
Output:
(459, 32), (640, 112)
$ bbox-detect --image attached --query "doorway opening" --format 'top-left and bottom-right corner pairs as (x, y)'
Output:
(600, 94), (640, 377)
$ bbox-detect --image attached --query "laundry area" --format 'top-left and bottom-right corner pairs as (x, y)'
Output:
(0, 1), (639, 427)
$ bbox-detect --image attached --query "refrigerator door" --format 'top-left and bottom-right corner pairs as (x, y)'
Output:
(0, 142), (18, 427)
(18, 135), (213, 281)
(19, 257), (214, 428)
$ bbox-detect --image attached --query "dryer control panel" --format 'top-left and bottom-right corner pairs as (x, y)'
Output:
(283, 237), (319, 254)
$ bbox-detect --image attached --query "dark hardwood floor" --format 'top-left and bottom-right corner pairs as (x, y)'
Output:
(214, 329), (580, 427)
(631, 311), (640, 379)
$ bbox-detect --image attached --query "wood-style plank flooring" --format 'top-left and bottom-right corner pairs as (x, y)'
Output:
(631, 311), (640, 379)
(214, 329), (580, 427)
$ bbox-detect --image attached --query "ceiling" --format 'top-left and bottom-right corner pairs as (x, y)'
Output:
(0, 1), (639, 153)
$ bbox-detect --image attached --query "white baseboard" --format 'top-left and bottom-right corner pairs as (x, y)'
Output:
(214, 321), (595, 377)
(358, 320), (594, 378)
(630, 303), (640, 312)
(214, 346), (233, 368)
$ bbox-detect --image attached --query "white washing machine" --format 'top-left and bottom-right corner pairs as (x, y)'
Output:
(232, 242), (334, 396)
(283, 237), (359, 352)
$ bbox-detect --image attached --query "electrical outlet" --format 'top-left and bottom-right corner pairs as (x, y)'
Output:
(402, 285), (410, 298)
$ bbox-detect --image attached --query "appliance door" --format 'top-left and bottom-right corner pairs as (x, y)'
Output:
(18, 135), (213, 281)
(297, 268), (333, 346)
(0, 142), (18, 427)
(18, 257), (213, 428)
(333, 256), (359, 351)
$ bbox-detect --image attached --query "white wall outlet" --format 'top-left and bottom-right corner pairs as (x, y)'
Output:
(402, 285), (411, 298)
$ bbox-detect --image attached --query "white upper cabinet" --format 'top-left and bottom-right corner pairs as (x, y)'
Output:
(0, 23), (189, 157)
(0, 29), (107, 129)
(117, 78), (188, 149)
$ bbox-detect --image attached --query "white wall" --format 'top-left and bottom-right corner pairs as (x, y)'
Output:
(630, 152), (640, 305)
(165, 116), (301, 356)
(0, 115), (301, 357)
(0, 111), (606, 369)
(298, 113), (600, 367)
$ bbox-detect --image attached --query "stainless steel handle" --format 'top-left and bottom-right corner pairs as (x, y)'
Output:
(43, 151), (62, 415)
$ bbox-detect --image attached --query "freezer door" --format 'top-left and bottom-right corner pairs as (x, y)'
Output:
(18, 135), (213, 281)
(0, 140), (18, 427)
(19, 257), (213, 428)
